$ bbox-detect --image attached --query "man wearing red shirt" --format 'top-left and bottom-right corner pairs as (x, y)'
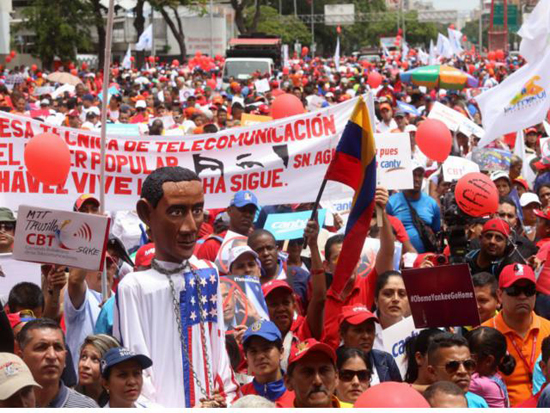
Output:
(322, 188), (396, 349)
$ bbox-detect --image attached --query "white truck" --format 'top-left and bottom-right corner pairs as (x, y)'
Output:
(223, 36), (281, 83)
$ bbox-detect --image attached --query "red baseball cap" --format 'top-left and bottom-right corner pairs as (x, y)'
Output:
(513, 178), (529, 191)
(535, 207), (550, 221)
(73, 194), (100, 212)
(499, 263), (536, 288)
(288, 338), (336, 368)
(380, 102), (392, 111)
(134, 243), (155, 269)
(481, 218), (510, 238)
(262, 280), (293, 298)
(525, 127), (538, 135)
(339, 305), (379, 326)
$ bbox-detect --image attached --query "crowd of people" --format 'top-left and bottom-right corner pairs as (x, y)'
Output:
(2, 42), (550, 409)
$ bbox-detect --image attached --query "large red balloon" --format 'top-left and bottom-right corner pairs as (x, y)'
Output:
(487, 51), (496, 61)
(271, 94), (304, 119)
(301, 46), (309, 57)
(81, 62), (88, 71)
(367, 71), (383, 88)
(455, 172), (499, 217)
(24, 133), (71, 186)
(172, 59), (180, 67)
(495, 49), (505, 60)
(416, 119), (452, 162)
(354, 382), (430, 408)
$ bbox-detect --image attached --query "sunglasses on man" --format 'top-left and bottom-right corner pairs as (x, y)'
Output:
(0, 222), (15, 232)
(504, 284), (537, 297)
(338, 369), (371, 383)
(436, 359), (477, 375)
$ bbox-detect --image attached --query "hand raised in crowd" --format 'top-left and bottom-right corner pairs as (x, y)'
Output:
(304, 218), (320, 248)
(419, 254), (435, 268)
(45, 265), (67, 293)
(374, 187), (389, 210)
(198, 390), (227, 408)
(232, 324), (247, 346)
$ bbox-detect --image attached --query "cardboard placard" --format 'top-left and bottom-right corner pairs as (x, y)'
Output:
(374, 133), (413, 190)
(240, 113), (273, 126)
(13, 205), (111, 271)
(214, 230), (248, 275)
(402, 264), (480, 328)
(105, 123), (141, 136)
(254, 79), (271, 94)
(264, 209), (327, 241)
(442, 156), (480, 182)
(429, 101), (485, 138)
(0, 253), (42, 296)
(382, 316), (422, 377)
(220, 275), (269, 333)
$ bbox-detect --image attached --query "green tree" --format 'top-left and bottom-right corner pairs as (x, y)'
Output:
(20, 0), (93, 70)
(231, 0), (263, 35)
(245, 5), (311, 45)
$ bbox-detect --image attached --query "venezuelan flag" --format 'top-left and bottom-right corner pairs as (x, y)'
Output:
(325, 96), (377, 295)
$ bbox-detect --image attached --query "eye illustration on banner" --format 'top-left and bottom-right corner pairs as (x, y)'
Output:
(236, 154), (264, 169)
(55, 220), (93, 251)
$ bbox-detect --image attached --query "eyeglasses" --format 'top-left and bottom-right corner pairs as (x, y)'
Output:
(0, 222), (15, 232)
(437, 359), (477, 375)
(504, 284), (537, 297)
(338, 369), (371, 383)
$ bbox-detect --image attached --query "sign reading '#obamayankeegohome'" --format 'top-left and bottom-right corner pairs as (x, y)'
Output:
(402, 264), (480, 328)
(0, 98), (361, 211)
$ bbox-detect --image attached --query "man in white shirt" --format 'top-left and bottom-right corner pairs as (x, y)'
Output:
(377, 102), (397, 133)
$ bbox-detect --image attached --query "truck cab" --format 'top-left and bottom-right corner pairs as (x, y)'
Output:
(223, 35), (281, 83)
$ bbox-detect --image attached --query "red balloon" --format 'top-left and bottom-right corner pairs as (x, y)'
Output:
(462, 35), (468, 42)
(397, 28), (403, 36)
(416, 119), (452, 162)
(9, 50), (16, 58)
(270, 93), (304, 119)
(155, 56), (160, 61)
(468, 64), (475, 74)
(148, 56), (155, 63)
(495, 49), (505, 60)
(70, 68), (78, 76)
(487, 51), (496, 61)
(81, 62), (88, 71)
(449, 24), (455, 30)
(24, 133), (71, 186)
(206, 78), (216, 89)
(301, 46), (309, 57)
(195, 51), (202, 58)
(172, 59), (180, 67)
(455, 172), (499, 217)
(68, 62), (75, 70)
(130, 56), (135, 62)
(282, 67), (289, 75)
(354, 382), (430, 408)
(31, 64), (38, 72)
(367, 71), (383, 89)
(5, 56), (11, 63)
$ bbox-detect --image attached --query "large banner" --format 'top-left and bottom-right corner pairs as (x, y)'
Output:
(0, 98), (359, 211)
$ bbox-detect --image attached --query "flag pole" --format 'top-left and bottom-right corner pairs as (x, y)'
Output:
(99, 0), (115, 300)
(302, 178), (327, 249)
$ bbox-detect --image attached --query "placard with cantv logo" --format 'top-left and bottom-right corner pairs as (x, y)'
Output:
(13, 205), (111, 271)
(402, 264), (480, 328)
(263, 209), (327, 241)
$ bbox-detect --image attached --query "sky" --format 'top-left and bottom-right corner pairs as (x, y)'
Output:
(431, 0), (480, 11)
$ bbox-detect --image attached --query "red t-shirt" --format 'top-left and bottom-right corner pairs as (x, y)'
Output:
(291, 314), (314, 342)
(536, 242), (550, 295)
(196, 230), (227, 263)
(387, 214), (410, 243)
(241, 382), (295, 405)
(322, 268), (378, 349)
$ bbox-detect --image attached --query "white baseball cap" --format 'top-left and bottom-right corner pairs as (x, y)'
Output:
(88, 106), (100, 116)
(405, 125), (417, 133)
(412, 159), (425, 171)
(490, 170), (511, 183)
(135, 100), (146, 109)
(520, 192), (541, 208)
(228, 245), (259, 272)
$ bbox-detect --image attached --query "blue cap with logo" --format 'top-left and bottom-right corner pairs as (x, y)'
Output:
(100, 347), (153, 378)
(230, 190), (259, 208)
(243, 320), (282, 346)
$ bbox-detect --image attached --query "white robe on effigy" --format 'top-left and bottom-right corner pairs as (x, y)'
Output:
(113, 256), (239, 407)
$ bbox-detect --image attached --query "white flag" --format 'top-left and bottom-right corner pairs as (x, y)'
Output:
(381, 42), (390, 58)
(282, 44), (290, 68)
(436, 33), (453, 59)
(418, 48), (429, 65)
(518, 0), (550, 63)
(402, 40), (409, 62)
(447, 28), (464, 55)
(475, 50), (550, 148)
(334, 36), (340, 71)
(429, 40), (438, 65)
(122, 44), (132, 69)
(135, 24), (153, 51)
(544, 120), (550, 136)
(513, 129), (537, 186)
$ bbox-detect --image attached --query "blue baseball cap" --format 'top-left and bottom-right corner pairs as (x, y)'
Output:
(243, 320), (282, 347)
(100, 347), (153, 378)
(230, 190), (259, 209)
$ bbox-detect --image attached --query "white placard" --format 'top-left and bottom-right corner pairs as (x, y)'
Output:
(382, 316), (422, 377)
(0, 253), (41, 297)
(254, 79), (271, 94)
(428, 101), (485, 138)
(442, 156), (480, 182)
(374, 133), (413, 190)
(13, 205), (111, 271)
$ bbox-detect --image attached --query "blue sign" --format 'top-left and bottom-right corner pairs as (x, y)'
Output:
(98, 86), (120, 102)
(397, 100), (420, 116)
(264, 209), (327, 241)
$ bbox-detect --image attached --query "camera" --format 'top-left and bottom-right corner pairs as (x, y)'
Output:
(429, 254), (449, 266)
(440, 182), (471, 264)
